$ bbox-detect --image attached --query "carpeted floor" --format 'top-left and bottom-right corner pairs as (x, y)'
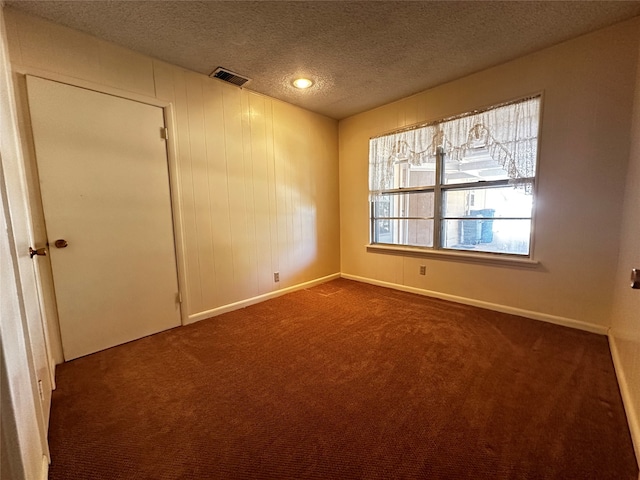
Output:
(48, 279), (639, 479)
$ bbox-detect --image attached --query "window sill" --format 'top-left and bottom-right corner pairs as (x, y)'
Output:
(366, 244), (540, 268)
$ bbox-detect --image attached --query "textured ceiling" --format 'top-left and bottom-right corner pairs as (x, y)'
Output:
(6, 1), (640, 119)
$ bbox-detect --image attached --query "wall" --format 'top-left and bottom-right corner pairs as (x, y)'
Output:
(339, 18), (640, 330)
(153, 62), (340, 320)
(610, 35), (640, 465)
(4, 8), (340, 358)
(0, 4), (48, 479)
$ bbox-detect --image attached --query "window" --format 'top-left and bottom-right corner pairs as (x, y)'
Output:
(369, 96), (540, 257)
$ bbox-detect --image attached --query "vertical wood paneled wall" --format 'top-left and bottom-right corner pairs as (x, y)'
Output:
(154, 62), (339, 318)
(5, 8), (340, 329)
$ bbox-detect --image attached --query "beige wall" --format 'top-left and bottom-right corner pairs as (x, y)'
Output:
(4, 8), (340, 349)
(339, 18), (640, 329)
(610, 35), (640, 464)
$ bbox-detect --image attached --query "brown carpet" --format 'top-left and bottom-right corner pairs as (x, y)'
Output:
(48, 278), (638, 480)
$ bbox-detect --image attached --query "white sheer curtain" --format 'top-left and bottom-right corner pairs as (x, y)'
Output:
(369, 96), (541, 194)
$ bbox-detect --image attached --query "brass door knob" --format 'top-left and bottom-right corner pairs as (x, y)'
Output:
(29, 247), (47, 258)
(54, 239), (68, 248)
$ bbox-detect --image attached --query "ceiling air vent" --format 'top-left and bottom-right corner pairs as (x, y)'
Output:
(209, 67), (251, 87)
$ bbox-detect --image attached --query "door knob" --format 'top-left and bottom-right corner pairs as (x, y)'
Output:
(631, 268), (640, 289)
(54, 239), (68, 248)
(29, 246), (47, 258)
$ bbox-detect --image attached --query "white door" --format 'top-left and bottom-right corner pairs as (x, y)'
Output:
(1, 56), (52, 466)
(26, 76), (181, 360)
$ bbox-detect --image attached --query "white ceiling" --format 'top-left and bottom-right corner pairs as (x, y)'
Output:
(7, 1), (640, 119)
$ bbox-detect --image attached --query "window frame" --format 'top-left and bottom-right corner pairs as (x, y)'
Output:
(368, 95), (541, 262)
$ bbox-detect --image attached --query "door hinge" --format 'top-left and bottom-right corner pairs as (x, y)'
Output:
(176, 292), (182, 304)
(161, 127), (169, 140)
(37, 379), (44, 401)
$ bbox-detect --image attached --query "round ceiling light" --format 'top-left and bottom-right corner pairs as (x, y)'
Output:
(292, 78), (313, 89)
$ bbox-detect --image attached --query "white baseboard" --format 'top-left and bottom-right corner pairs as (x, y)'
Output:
(340, 273), (609, 335)
(608, 334), (640, 469)
(187, 273), (341, 324)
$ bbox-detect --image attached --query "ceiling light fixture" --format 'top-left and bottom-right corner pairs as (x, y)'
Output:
(293, 78), (313, 89)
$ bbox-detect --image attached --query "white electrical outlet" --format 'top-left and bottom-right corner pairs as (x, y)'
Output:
(274, 272), (280, 282)
(419, 265), (426, 275)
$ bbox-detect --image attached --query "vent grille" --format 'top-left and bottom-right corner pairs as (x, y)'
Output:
(209, 67), (251, 87)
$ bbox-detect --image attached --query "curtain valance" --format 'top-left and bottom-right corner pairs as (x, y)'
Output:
(369, 96), (541, 194)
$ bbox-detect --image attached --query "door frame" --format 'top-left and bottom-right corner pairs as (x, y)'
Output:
(17, 67), (191, 352)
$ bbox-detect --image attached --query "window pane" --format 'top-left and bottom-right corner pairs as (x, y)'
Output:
(442, 185), (533, 219)
(441, 219), (531, 255)
(373, 219), (434, 247)
(372, 192), (434, 219)
(407, 165), (436, 188)
(443, 148), (510, 185)
(372, 194), (392, 218)
(392, 163), (436, 189)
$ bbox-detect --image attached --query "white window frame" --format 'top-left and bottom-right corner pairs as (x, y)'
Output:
(368, 95), (541, 264)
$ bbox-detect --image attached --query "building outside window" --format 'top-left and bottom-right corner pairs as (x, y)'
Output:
(369, 95), (541, 257)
